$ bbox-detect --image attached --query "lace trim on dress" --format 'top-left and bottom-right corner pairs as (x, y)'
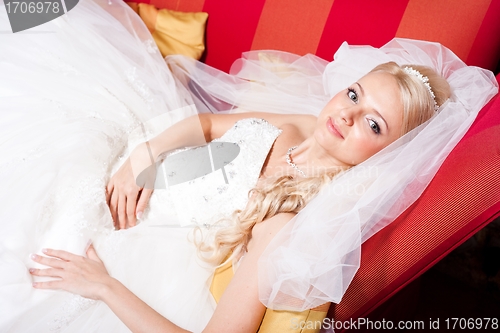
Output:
(166, 118), (282, 228)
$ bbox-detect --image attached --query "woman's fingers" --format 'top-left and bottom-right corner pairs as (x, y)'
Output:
(106, 181), (114, 206)
(136, 188), (153, 220)
(117, 194), (127, 229)
(109, 185), (143, 229)
(31, 253), (66, 269)
(29, 267), (63, 278)
(107, 156), (153, 229)
(109, 191), (119, 228)
(44, 248), (81, 261)
(126, 190), (138, 228)
(86, 244), (102, 263)
(29, 247), (111, 300)
(32, 279), (65, 290)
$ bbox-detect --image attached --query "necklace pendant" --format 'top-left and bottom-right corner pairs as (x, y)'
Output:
(286, 146), (306, 177)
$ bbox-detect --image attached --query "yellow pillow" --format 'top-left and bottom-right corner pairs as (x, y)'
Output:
(126, 2), (208, 60)
(210, 260), (331, 333)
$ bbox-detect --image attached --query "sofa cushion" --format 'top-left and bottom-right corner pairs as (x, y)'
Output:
(126, 2), (208, 59)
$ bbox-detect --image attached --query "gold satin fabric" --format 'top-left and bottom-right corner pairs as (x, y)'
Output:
(210, 260), (330, 333)
(127, 2), (208, 59)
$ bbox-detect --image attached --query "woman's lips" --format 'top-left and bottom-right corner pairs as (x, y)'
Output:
(327, 118), (344, 139)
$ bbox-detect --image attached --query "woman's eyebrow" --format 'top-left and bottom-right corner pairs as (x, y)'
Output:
(355, 82), (389, 131)
(355, 82), (365, 95)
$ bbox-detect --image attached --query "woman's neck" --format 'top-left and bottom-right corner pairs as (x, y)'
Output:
(290, 137), (350, 177)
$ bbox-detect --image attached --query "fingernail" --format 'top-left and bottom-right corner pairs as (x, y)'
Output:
(32, 282), (37, 287)
(42, 248), (48, 254)
(136, 211), (143, 220)
(30, 254), (37, 260)
(29, 268), (35, 273)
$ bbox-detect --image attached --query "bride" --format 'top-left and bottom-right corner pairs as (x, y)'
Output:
(0, 0), (497, 332)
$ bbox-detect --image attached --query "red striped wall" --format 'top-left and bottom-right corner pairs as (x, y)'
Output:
(151, 0), (205, 12)
(131, 0), (500, 73)
(250, 0), (334, 56)
(201, 0), (267, 72)
(317, 0), (410, 61)
(395, 0), (492, 62)
(467, 0), (500, 71)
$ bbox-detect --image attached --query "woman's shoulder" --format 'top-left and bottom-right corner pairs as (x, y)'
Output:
(276, 114), (316, 139)
(250, 112), (316, 133)
(248, 213), (296, 252)
(203, 112), (316, 141)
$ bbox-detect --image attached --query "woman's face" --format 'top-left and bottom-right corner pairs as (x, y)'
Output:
(315, 71), (404, 166)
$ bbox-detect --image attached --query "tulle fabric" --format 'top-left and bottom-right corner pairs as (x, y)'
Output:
(166, 40), (499, 310)
(0, 0), (215, 332)
(0, 0), (184, 276)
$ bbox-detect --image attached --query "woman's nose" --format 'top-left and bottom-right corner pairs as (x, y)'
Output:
(340, 106), (357, 126)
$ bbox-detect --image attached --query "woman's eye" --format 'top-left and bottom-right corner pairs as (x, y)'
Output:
(347, 88), (358, 103)
(368, 119), (380, 134)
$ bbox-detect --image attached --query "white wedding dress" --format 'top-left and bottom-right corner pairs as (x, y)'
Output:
(0, 0), (283, 332)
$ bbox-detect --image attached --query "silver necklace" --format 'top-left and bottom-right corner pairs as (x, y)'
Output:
(286, 146), (306, 177)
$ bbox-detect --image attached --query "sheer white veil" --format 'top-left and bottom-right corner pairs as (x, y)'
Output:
(166, 39), (498, 311)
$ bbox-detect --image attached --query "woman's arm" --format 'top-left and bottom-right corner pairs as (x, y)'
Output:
(30, 213), (295, 333)
(30, 246), (189, 333)
(204, 212), (296, 332)
(108, 110), (310, 229)
(135, 111), (311, 161)
(100, 277), (189, 333)
(107, 114), (211, 229)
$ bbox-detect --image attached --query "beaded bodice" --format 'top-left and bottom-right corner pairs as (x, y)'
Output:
(144, 118), (282, 228)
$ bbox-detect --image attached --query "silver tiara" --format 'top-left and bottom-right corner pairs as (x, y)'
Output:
(403, 67), (439, 112)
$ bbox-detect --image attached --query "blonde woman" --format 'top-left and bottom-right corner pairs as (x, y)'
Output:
(1, 0), (497, 332)
(30, 64), (450, 332)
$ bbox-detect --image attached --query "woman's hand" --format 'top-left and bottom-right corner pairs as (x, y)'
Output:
(107, 142), (156, 229)
(32, 247), (191, 333)
(30, 245), (113, 300)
